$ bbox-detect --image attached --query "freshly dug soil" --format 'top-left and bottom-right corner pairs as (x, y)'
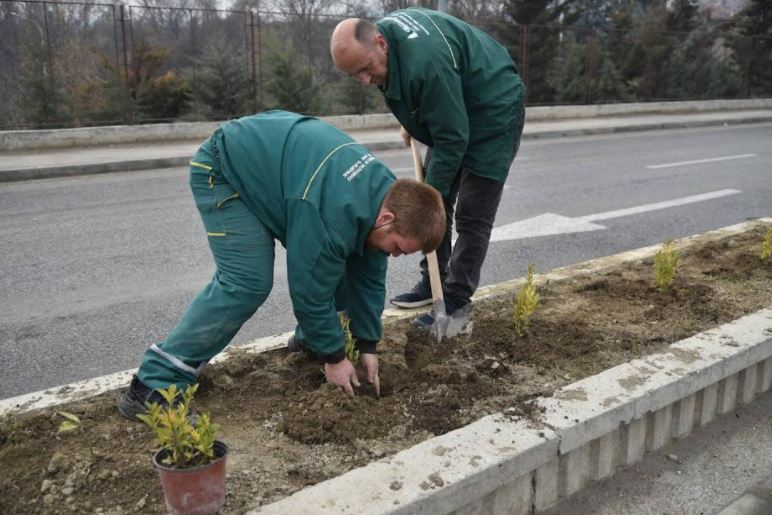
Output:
(2, 224), (771, 514)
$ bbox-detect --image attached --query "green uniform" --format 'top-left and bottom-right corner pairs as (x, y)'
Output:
(377, 8), (525, 197)
(139, 111), (393, 389)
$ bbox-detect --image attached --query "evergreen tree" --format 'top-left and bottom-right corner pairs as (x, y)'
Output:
(188, 35), (251, 120)
(667, 0), (699, 33)
(335, 76), (385, 115)
(546, 38), (587, 103)
(732, 0), (772, 96)
(594, 52), (633, 102)
(263, 38), (321, 114)
(499, 0), (580, 104)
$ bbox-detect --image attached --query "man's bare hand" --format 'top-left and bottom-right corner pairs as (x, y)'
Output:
(356, 353), (381, 398)
(324, 359), (360, 396)
(400, 126), (411, 147)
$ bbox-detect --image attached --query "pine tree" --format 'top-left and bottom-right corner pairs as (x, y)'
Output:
(189, 35), (251, 120)
(262, 38), (321, 114)
(732, 0), (772, 96)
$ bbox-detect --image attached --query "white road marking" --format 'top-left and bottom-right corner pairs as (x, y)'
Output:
(646, 154), (756, 169)
(490, 189), (741, 242)
(579, 189), (742, 222)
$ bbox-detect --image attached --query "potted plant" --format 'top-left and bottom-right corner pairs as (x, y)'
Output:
(137, 383), (228, 515)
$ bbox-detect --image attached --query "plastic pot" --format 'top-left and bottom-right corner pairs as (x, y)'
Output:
(153, 440), (228, 515)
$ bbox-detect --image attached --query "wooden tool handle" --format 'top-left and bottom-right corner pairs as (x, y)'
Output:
(409, 138), (444, 304)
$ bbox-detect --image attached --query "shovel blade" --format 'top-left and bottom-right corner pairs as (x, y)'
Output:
(429, 299), (448, 342)
(429, 301), (473, 341)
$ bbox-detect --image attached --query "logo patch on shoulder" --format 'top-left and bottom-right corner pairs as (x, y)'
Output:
(343, 153), (376, 181)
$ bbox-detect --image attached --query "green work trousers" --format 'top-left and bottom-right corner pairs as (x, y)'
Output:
(138, 142), (275, 389)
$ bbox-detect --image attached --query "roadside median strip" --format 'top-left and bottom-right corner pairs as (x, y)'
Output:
(1, 218), (770, 515)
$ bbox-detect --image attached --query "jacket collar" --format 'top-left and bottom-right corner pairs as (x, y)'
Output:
(377, 24), (402, 102)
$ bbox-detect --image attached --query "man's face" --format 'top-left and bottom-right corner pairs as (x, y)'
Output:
(366, 218), (422, 257)
(335, 35), (389, 87)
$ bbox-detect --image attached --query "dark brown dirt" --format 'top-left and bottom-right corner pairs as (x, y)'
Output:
(2, 224), (770, 514)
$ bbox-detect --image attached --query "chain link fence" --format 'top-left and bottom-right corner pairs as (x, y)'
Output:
(0, 0), (769, 129)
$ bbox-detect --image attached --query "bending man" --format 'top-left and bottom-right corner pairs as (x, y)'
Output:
(331, 9), (525, 327)
(118, 110), (445, 418)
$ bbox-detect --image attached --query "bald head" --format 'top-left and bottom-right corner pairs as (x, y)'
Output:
(331, 18), (389, 87)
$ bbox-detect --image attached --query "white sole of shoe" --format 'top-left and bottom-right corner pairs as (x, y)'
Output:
(390, 298), (433, 309)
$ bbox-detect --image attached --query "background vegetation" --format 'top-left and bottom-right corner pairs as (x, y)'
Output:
(0, 0), (769, 129)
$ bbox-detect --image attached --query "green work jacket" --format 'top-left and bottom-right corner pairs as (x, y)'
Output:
(208, 110), (393, 360)
(377, 8), (525, 197)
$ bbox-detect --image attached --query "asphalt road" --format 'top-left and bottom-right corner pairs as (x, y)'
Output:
(1, 123), (770, 398)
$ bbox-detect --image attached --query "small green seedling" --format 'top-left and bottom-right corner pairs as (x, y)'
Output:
(57, 411), (82, 433)
(340, 314), (360, 365)
(513, 263), (539, 337)
(654, 239), (679, 292)
(136, 384), (219, 468)
(761, 228), (772, 261)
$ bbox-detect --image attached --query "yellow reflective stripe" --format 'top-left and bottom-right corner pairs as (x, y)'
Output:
(302, 142), (359, 200)
(207, 232), (226, 237)
(190, 160), (213, 171)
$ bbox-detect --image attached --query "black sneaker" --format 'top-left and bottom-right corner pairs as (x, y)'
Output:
(390, 278), (434, 308)
(117, 375), (194, 421)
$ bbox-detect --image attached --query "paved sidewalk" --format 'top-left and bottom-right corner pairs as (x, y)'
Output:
(717, 474), (772, 515)
(1, 109), (771, 182)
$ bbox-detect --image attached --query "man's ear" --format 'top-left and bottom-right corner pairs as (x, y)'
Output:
(375, 33), (388, 52)
(375, 209), (395, 227)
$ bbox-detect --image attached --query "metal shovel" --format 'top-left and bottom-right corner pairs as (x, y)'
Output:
(409, 138), (472, 342)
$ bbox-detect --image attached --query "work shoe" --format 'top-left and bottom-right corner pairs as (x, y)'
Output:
(117, 375), (196, 421)
(390, 278), (434, 308)
(412, 298), (469, 329)
(287, 335), (309, 353)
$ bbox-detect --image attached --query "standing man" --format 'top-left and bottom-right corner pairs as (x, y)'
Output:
(331, 9), (525, 327)
(118, 110), (445, 418)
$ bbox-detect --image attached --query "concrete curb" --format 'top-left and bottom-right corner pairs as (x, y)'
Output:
(0, 140), (406, 183)
(3, 99), (771, 152)
(2, 113), (772, 183)
(1, 219), (770, 515)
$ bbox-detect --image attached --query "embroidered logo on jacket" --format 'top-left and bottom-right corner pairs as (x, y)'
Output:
(343, 153), (376, 181)
(383, 12), (429, 40)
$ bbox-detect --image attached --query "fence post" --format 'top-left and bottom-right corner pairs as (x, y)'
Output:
(520, 24), (529, 96)
(118, 3), (130, 124)
(41, 1), (56, 123)
(585, 29), (595, 104)
(257, 9), (263, 104)
(249, 10), (257, 113)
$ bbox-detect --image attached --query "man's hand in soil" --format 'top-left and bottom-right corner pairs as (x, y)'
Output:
(357, 353), (381, 398)
(325, 359), (360, 396)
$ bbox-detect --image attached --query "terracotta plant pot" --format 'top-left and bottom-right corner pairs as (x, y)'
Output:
(153, 440), (228, 515)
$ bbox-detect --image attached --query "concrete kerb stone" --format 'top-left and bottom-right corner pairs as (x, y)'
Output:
(251, 416), (558, 515)
(2, 99), (771, 152)
(524, 98), (772, 120)
(536, 308), (772, 455)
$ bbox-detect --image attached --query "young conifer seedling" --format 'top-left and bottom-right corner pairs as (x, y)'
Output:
(340, 314), (360, 365)
(513, 263), (539, 337)
(761, 228), (772, 261)
(654, 239), (679, 292)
